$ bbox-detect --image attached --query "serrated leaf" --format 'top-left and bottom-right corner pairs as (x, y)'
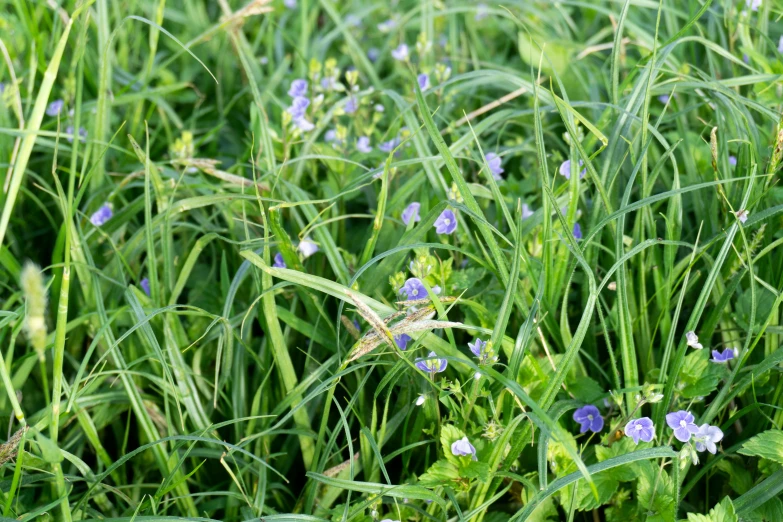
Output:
(559, 473), (618, 512)
(738, 430), (783, 465)
(687, 496), (738, 522)
(637, 464), (675, 521)
(418, 459), (459, 487)
(595, 438), (642, 482)
(461, 460), (490, 483)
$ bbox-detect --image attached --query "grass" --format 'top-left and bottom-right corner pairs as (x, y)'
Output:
(1, 0), (783, 520)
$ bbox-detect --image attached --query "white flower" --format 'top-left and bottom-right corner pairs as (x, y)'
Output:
(686, 331), (703, 349)
(415, 395), (426, 406)
(298, 237), (319, 258)
(474, 371), (481, 380)
(735, 209), (748, 224)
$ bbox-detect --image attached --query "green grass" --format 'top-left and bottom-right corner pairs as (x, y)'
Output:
(1, 0), (783, 520)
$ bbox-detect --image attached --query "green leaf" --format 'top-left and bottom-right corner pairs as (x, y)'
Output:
(441, 425), (467, 466)
(418, 460), (459, 487)
(716, 459), (754, 495)
(686, 496), (738, 522)
(559, 473), (618, 512)
(34, 432), (63, 464)
(637, 463), (675, 522)
(738, 430), (783, 465)
(595, 438), (644, 482)
(462, 460), (491, 483)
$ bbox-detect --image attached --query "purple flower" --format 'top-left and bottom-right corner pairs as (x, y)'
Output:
(379, 137), (401, 153)
(374, 104), (385, 113)
(746, 0), (761, 11)
(298, 237), (319, 258)
(666, 410), (699, 442)
(415, 351), (448, 374)
(66, 125), (87, 143)
(434, 209), (458, 235)
(140, 277), (150, 296)
(485, 153), (504, 180)
(288, 79), (308, 98)
(394, 333), (412, 350)
(356, 136), (372, 153)
(658, 94), (670, 104)
(273, 252), (287, 268)
(287, 96), (310, 119)
(399, 277), (427, 300)
(324, 129), (338, 143)
(368, 48), (380, 62)
(711, 348), (736, 363)
(377, 19), (397, 32)
(625, 417), (655, 444)
(344, 97), (358, 114)
(46, 99), (64, 116)
(402, 202), (421, 225)
(572, 223), (582, 240)
(450, 437), (477, 460)
(417, 73), (430, 91)
(89, 204), (113, 226)
(391, 44), (409, 61)
(573, 405), (604, 434)
(284, 0), (297, 8)
(693, 424), (723, 454)
(522, 203), (534, 220)
(468, 338), (486, 358)
(559, 159), (586, 180)
(320, 76), (337, 90)
(743, 54), (749, 64)
(729, 155), (737, 167)
(778, 36), (783, 54)
(293, 117), (315, 132)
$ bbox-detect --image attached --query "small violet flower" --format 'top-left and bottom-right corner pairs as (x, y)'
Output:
(415, 351), (448, 374)
(735, 209), (749, 224)
(287, 96), (310, 119)
(522, 203), (534, 220)
(66, 125), (87, 143)
(394, 333), (412, 350)
(573, 405), (604, 434)
(402, 202), (421, 225)
(89, 204), (113, 226)
(468, 338), (486, 358)
(368, 48), (381, 62)
(658, 94), (670, 104)
(391, 44), (409, 61)
(711, 348), (737, 363)
(434, 209), (458, 235)
(778, 36), (783, 54)
(140, 277), (151, 296)
(693, 424), (724, 454)
(46, 99), (64, 116)
(273, 252), (287, 268)
(666, 410), (699, 443)
(686, 331), (703, 349)
(417, 73), (430, 91)
(298, 237), (319, 258)
(746, 0), (761, 11)
(485, 153), (504, 180)
(284, 0), (297, 8)
(729, 155), (737, 167)
(377, 19), (397, 33)
(625, 417), (655, 444)
(573, 223), (583, 240)
(399, 277), (427, 300)
(288, 79), (308, 98)
(379, 137), (401, 153)
(344, 97), (358, 114)
(559, 159), (586, 180)
(451, 437), (477, 460)
(356, 136), (372, 153)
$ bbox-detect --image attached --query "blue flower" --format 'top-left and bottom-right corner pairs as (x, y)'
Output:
(66, 125), (87, 143)
(693, 424), (723, 454)
(356, 136), (372, 153)
(625, 417), (655, 444)
(485, 152), (504, 180)
(451, 436), (477, 460)
(46, 99), (64, 116)
(711, 348), (736, 363)
(140, 277), (151, 296)
(559, 159), (586, 180)
(417, 73), (430, 91)
(573, 405), (604, 433)
(377, 19), (397, 32)
(288, 79), (308, 98)
(415, 351), (447, 374)
(344, 97), (358, 114)
(379, 136), (401, 153)
(746, 0), (761, 11)
(434, 209), (458, 235)
(391, 44), (409, 61)
(287, 96), (310, 119)
(402, 202), (421, 225)
(779, 36), (783, 54)
(658, 94), (670, 104)
(273, 252), (287, 268)
(367, 48), (380, 62)
(89, 204), (113, 226)
(468, 338), (486, 358)
(394, 333), (412, 350)
(284, 0), (297, 8)
(572, 223), (582, 240)
(399, 277), (427, 300)
(522, 203), (534, 220)
(666, 410), (699, 442)
(298, 237), (319, 258)
(729, 155), (737, 167)
(293, 117), (314, 132)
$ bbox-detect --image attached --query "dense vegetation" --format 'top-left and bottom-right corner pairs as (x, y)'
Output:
(1, 0), (782, 520)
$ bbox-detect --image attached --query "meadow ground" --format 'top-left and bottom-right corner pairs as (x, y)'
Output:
(1, 0), (783, 520)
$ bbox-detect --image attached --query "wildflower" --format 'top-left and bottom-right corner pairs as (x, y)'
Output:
(743, 54), (749, 64)
(356, 136), (372, 153)
(288, 79), (308, 98)
(475, 3), (489, 20)
(399, 277), (427, 300)
(320, 75), (337, 90)
(394, 333), (412, 350)
(380, 519), (401, 522)
(415, 351), (448, 374)
(711, 348), (736, 363)
(559, 159), (586, 180)
(522, 203), (534, 220)
(573, 405), (604, 434)
(746, 0), (761, 11)
(686, 331), (703, 349)
(65, 125), (87, 143)
(729, 155), (737, 167)
(474, 371), (482, 380)
(391, 44), (409, 61)
(625, 417), (655, 444)
(374, 104), (385, 113)
(415, 395), (426, 406)
(273, 252), (287, 268)
(451, 436), (477, 460)
(693, 424), (723, 454)
(284, 0), (296, 8)
(735, 209), (748, 223)
(417, 73), (430, 91)
(90, 204), (113, 226)
(572, 223), (583, 240)
(344, 97), (358, 114)
(377, 19), (397, 32)
(666, 410), (699, 442)
(485, 153), (504, 180)
(658, 94), (670, 104)
(379, 137), (401, 153)
(46, 99), (64, 116)
(293, 117), (315, 132)
(287, 96), (310, 119)
(324, 129), (337, 143)
(140, 277), (151, 296)
(402, 202), (421, 225)
(468, 338), (487, 358)
(368, 48), (380, 62)
(779, 36), (783, 54)
(434, 209), (458, 235)
(298, 237), (319, 258)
